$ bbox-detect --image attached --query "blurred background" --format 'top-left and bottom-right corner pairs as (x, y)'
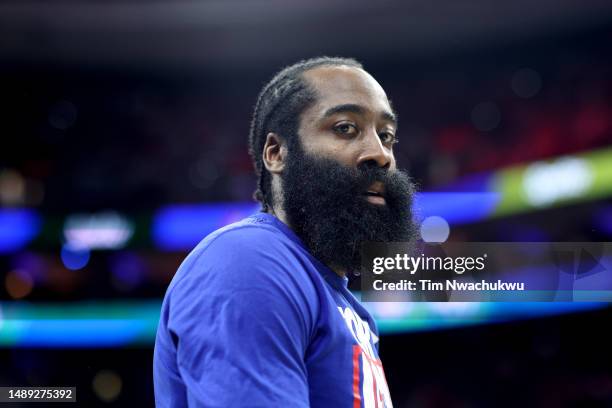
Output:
(1, 1), (612, 406)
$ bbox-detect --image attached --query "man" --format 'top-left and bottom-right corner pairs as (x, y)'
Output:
(154, 56), (417, 407)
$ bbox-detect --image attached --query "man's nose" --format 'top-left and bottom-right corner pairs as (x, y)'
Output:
(356, 129), (393, 169)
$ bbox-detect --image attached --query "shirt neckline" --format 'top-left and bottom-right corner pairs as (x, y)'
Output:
(250, 211), (349, 289)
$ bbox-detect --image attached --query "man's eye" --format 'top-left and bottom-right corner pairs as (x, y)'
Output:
(379, 131), (398, 144)
(333, 123), (358, 136)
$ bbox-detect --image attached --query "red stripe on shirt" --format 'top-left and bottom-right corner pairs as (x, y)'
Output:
(352, 345), (362, 408)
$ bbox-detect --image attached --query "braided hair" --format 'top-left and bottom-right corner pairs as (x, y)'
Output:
(248, 56), (363, 211)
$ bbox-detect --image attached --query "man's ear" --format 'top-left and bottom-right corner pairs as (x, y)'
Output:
(262, 132), (287, 174)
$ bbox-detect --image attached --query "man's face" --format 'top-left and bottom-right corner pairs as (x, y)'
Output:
(279, 65), (418, 274)
(299, 65), (399, 188)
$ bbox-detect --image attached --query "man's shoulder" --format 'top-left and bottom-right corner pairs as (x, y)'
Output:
(168, 214), (301, 292)
(196, 213), (291, 255)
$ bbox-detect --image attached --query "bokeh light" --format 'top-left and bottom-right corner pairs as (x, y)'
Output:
(60, 243), (91, 271)
(511, 68), (542, 98)
(92, 369), (122, 403)
(189, 158), (219, 190)
(5, 269), (34, 299)
(0, 209), (41, 253)
(419, 216), (450, 243)
(48, 100), (78, 130)
(0, 169), (26, 206)
(109, 252), (145, 291)
(63, 212), (134, 250)
(471, 101), (501, 132)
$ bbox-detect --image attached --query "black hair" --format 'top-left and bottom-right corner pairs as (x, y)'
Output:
(248, 56), (363, 211)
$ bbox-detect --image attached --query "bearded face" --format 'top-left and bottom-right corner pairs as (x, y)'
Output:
(280, 138), (418, 274)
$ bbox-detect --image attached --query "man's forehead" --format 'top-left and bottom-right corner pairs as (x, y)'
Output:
(302, 65), (392, 114)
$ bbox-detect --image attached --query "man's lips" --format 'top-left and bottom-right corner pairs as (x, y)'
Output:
(363, 182), (386, 205)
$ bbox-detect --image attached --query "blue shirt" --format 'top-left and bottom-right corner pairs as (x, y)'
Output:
(154, 212), (393, 407)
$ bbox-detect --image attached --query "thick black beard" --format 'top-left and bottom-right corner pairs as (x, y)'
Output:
(280, 140), (418, 274)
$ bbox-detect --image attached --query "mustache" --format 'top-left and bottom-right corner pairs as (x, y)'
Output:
(349, 162), (409, 197)
(355, 163), (391, 184)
